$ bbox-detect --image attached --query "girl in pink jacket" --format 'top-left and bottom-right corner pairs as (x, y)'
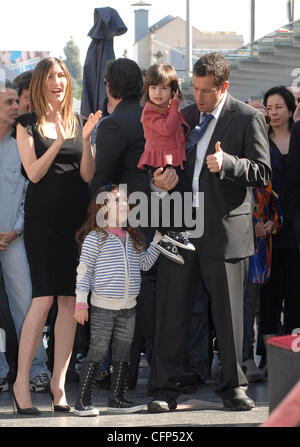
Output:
(138, 64), (195, 264)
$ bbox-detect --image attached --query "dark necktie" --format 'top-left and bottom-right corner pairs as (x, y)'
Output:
(186, 113), (214, 157)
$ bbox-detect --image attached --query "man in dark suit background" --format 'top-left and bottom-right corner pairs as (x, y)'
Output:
(287, 118), (300, 248)
(91, 58), (147, 196)
(148, 53), (271, 413)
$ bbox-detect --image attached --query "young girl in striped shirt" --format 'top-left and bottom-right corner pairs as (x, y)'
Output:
(73, 184), (161, 416)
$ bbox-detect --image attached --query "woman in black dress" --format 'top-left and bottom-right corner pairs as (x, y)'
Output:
(12, 57), (101, 414)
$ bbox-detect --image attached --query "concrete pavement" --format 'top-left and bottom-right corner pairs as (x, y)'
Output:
(0, 355), (269, 429)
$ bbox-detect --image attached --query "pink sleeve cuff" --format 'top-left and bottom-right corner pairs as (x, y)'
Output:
(75, 303), (89, 311)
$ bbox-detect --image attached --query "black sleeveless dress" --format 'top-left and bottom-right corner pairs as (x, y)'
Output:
(17, 113), (90, 298)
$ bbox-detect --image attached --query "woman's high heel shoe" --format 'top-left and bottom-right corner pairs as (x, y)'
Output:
(12, 386), (41, 415)
(47, 383), (70, 412)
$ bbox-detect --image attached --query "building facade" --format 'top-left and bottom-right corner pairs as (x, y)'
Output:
(133, 13), (243, 74)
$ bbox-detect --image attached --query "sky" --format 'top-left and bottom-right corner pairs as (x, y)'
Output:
(0, 0), (298, 64)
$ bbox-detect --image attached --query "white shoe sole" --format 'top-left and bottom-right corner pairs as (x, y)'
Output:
(107, 404), (145, 414)
(156, 245), (185, 265)
(162, 235), (195, 251)
(74, 408), (100, 417)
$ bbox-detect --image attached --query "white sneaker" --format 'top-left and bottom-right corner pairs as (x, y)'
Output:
(156, 240), (185, 265)
(162, 231), (195, 251)
(74, 406), (100, 417)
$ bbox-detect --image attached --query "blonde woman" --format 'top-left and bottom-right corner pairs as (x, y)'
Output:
(12, 57), (101, 414)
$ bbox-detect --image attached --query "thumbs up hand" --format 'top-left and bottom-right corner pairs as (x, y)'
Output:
(206, 141), (224, 173)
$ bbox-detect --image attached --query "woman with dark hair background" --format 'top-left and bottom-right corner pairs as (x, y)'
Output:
(258, 86), (300, 371)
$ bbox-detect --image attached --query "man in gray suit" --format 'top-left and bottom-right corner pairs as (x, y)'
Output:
(148, 53), (271, 413)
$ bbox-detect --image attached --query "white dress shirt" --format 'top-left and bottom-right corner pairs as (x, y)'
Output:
(192, 91), (228, 206)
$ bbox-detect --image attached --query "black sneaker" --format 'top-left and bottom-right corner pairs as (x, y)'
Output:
(156, 240), (184, 265)
(107, 400), (145, 414)
(107, 361), (144, 414)
(162, 231), (195, 251)
(74, 361), (100, 417)
(74, 402), (99, 417)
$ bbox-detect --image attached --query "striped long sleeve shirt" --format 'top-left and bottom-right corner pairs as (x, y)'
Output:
(76, 230), (160, 310)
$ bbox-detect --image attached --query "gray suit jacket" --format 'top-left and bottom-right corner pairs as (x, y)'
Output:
(181, 94), (271, 260)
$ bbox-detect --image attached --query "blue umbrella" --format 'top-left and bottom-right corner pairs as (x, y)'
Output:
(80, 7), (127, 117)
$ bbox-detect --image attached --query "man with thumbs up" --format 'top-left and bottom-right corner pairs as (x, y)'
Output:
(206, 141), (223, 173)
(148, 53), (271, 414)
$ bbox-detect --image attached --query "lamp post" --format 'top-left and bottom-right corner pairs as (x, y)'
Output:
(287, 0), (295, 22)
(250, 0), (255, 55)
(186, 0), (192, 77)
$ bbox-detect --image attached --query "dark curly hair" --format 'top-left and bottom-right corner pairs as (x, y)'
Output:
(193, 52), (230, 88)
(104, 58), (143, 100)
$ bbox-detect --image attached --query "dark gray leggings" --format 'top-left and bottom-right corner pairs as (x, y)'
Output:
(86, 305), (136, 363)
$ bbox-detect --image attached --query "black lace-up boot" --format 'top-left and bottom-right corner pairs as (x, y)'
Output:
(107, 361), (144, 414)
(74, 360), (99, 417)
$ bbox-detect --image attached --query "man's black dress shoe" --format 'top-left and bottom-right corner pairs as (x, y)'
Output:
(147, 399), (177, 413)
(176, 373), (202, 394)
(217, 386), (255, 411)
